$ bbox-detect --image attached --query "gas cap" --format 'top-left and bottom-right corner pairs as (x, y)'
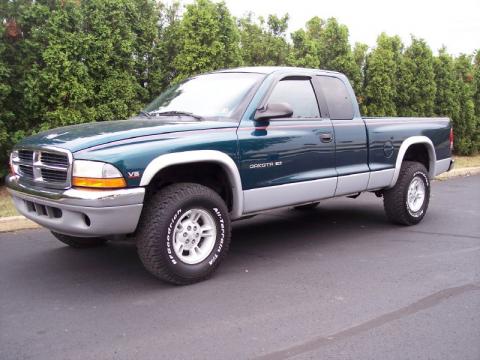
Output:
(383, 141), (394, 158)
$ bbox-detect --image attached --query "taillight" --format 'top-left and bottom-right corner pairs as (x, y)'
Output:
(449, 128), (454, 152)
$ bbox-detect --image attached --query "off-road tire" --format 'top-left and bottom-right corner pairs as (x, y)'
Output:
(51, 232), (108, 248)
(383, 161), (430, 225)
(293, 202), (320, 211)
(136, 183), (231, 285)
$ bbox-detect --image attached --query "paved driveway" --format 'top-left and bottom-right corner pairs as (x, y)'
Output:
(1, 175), (479, 360)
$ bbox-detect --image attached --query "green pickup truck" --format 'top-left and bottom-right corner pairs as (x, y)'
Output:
(6, 66), (454, 284)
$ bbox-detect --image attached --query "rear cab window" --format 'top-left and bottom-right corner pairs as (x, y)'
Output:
(316, 76), (354, 120)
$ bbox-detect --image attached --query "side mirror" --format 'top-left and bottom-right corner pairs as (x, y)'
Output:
(254, 102), (293, 122)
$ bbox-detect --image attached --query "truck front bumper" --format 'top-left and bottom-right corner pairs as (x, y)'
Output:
(5, 175), (145, 237)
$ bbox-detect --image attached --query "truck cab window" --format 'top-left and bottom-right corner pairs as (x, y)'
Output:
(317, 76), (354, 120)
(267, 79), (320, 118)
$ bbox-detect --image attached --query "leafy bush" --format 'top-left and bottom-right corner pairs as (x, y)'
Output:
(1, 0), (479, 180)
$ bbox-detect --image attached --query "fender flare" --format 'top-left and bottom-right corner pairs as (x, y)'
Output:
(389, 136), (436, 188)
(140, 150), (244, 219)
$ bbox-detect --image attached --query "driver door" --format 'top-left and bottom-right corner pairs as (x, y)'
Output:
(238, 77), (336, 213)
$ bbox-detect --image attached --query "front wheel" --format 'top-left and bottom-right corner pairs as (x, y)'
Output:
(136, 183), (231, 285)
(383, 161), (430, 225)
(51, 232), (108, 248)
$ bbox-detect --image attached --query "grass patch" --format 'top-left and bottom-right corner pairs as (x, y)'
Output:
(0, 187), (18, 217)
(454, 154), (480, 168)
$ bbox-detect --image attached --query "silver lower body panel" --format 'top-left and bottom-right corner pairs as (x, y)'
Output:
(435, 157), (454, 176)
(243, 177), (337, 213)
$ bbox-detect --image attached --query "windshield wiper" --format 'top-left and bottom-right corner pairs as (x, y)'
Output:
(139, 110), (151, 118)
(150, 111), (203, 120)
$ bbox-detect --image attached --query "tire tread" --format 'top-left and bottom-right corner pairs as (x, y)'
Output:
(383, 161), (430, 226)
(136, 183), (231, 285)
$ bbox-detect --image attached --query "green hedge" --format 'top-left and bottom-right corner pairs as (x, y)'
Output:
(1, 0), (479, 180)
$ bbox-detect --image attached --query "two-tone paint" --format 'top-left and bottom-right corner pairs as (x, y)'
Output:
(9, 67), (453, 234)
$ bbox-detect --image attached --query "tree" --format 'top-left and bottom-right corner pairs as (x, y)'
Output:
(173, 0), (241, 81)
(80, 0), (150, 122)
(473, 51), (480, 151)
(21, 0), (160, 131)
(352, 42), (369, 111)
(453, 54), (476, 154)
(238, 13), (290, 66)
(474, 51), (480, 115)
(129, 0), (162, 103)
(396, 37), (436, 117)
(317, 18), (362, 92)
(2, 1), (480, 180)
(288, 17), (362, 93)
(288, 28), (319, 68)
(0, 0), (56, 176)
(23, 1), (97, 130)
(147, 2), (182, 96)
(433, 47), (460, 120)
(287, 17), (323, 68)
(0, 22), (11, 177)
(364, 33), (403, 116)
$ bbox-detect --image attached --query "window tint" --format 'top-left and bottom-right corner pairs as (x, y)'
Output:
(267, 79), (320, 118)
(317, 76), (354, 120)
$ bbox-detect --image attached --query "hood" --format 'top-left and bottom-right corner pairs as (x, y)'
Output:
(16, 118), (238, 153)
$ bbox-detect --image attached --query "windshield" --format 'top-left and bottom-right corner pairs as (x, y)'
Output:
(143, 72), (263, 119)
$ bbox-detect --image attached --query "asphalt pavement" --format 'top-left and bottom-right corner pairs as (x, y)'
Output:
(1, 175), (479, 360)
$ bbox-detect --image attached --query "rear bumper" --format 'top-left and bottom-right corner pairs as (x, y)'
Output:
(5, 175), (145, 237)
(434, 157), (454, 177)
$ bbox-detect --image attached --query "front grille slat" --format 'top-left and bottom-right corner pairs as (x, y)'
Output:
(18, 150), (34, 163)
(15, 148), (71, 189)
(41, 153), (69, 167)
(41, 169), (68, 183)
(19, 165), (34, 179)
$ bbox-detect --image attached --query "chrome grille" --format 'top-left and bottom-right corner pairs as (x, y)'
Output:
(12, 148), (72, 189)
(19, 165), (34, 179)
(18, 150), (34, 163)
(41, 152), (69, 167)
(41, 168), (68, 183)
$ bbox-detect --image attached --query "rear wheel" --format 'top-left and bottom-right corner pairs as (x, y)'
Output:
(136, 183), (231, 285)
(51, 232), (107, 248)
(383, 161), (430, 225)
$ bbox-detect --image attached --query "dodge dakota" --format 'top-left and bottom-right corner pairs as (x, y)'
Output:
(6, 67), (454, 284)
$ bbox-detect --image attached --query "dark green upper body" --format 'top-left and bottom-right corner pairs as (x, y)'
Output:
(16, 67), (452, 190)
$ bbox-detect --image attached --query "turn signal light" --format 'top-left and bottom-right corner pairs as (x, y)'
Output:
(72, 177), (127, 189)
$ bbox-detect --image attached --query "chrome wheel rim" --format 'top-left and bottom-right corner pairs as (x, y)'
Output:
(407, 176), (426, 213)
(172, 209), (217, 265)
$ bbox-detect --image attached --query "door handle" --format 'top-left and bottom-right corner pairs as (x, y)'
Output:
(320, 132), (333, 143)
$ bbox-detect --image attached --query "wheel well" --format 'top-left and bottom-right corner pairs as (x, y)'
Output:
(403, 143), (430, 171)
(146, 162), (233, 211)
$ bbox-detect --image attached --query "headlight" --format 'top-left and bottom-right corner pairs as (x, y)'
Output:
(72, 160), (126, 189)
(9, 150), (19, 175)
